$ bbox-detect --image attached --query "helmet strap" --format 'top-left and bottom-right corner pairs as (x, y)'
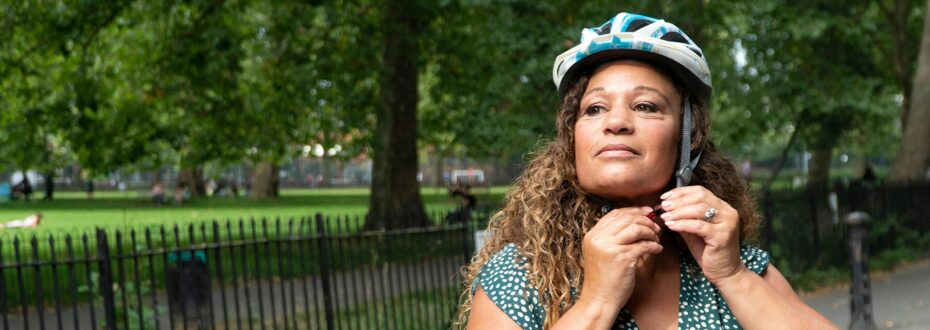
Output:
(676, 99), (704, 187)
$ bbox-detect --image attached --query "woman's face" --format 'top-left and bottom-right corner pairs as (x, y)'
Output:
(574, 60), (682, 205)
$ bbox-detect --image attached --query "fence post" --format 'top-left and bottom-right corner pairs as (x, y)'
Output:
(315, 214), (335, 330)
(808, 186), (822, 261)
(844, 212), (877, 330)
(95, 229), (118, 330)
(462, 220), (473, 265)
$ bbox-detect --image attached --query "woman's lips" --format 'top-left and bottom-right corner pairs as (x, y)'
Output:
(597, 143), (640, 157)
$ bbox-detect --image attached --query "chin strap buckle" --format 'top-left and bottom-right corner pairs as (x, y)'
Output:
(677, 166), (694, 187)
(676, 98), (703, 188)
(676, 150), (703, 187)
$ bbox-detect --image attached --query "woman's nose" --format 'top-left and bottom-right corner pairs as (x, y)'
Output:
(603, 108), (634, 135)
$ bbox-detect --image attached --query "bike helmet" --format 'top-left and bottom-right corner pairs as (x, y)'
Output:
(553, 12), (711, 187)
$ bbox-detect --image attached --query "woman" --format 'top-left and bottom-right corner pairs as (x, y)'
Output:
(1, 213), (41, 229)
(457, 12), (836, 329)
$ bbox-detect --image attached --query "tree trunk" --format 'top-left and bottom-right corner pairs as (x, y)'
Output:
(177, 167), (206, 197)
(250, 160), (279, 200)
(434, 149), (444, 188)
(879, 0), (917, 129)
(764, 119), (802, 190)
(852, 151), (866, 178)
(889, 0), (930, 182)
(808, 146), (832, 189)
(365, 0), (428, 230)
(43, 171), (54, 201)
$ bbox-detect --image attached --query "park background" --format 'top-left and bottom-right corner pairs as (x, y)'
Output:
(1, 0), (930, 329)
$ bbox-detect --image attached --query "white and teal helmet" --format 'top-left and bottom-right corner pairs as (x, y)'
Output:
(552, 12), (712, 103)
(553, 12), (711, 187)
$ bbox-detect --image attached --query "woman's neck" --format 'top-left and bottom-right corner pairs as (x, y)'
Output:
(633, 232), (681, 286)
(598, 194), (663, 210)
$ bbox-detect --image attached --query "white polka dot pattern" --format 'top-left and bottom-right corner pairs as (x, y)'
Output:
(472, 244), (543, 329)
(472, 243), (770, 329)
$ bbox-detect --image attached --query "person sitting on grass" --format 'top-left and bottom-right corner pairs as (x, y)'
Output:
(448, 183), (479, 223)
(174, 183), (187, 206)
(152, 181), (166, 205)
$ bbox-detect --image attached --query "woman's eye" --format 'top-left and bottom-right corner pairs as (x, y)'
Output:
(634, 103), (659, 113)
(584, 105), (606, 115)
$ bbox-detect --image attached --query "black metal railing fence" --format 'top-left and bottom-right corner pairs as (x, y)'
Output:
(758, 181), (930, 284)
(3, 181), (928, 329)
(0, 208), (492, 330)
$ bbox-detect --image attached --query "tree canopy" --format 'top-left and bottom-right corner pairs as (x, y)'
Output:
(1, 0), (928, 223)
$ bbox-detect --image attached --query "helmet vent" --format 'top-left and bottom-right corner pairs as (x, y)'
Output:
(687, 46), (704, 58)
(661, 32), (704, 57)
(660, 32), (688, 43)
(625, 19), (653, 32)
(597, 22), (613, 35)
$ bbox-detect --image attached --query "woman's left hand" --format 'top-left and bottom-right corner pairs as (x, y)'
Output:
(658, 185), (747, 284)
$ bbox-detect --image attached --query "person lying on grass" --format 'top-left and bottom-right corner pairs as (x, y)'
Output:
(2, 213), (41, 229)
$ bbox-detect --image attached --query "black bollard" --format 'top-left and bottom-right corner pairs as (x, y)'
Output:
(844, 212), (877, 330)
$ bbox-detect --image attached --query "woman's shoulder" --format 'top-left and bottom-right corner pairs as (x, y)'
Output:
(486, 243), (529, 268)
(473, 243), (544, 329)
(738, 244), (771, 275)
(475, 243), (532, 291)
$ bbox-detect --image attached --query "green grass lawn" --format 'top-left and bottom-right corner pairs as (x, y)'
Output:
(0, 186), (497, 309)
(0, 187), (508, 238)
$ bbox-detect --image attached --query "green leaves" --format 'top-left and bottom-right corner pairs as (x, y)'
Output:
(0, 0), (924, 183)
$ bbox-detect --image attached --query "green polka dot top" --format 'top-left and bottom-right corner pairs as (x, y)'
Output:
(472, 243), (770, 329)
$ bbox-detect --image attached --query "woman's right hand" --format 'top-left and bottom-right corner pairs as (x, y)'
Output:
(578, 206), (663, 313)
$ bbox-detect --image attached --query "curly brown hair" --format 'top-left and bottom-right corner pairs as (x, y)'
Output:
(455, 64), (761, 329)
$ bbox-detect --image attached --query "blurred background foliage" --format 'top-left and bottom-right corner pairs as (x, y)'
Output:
(1, 0), (929, 214)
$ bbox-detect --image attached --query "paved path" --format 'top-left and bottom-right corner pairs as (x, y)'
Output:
(803, 259), (930, 329)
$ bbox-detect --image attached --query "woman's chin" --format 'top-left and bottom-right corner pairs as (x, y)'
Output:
(586, 181), (662, 203)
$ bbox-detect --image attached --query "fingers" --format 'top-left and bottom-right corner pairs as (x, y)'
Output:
(658, 185), (738, 239)
(660, 186), (735, 224)
(660, 185), (709, 202)
(660, 202), (715, 223)
(596, 207), (660, 234)
(658, 186), (745, 283)
(629, 240), (663, 264)
(662, 218), (712, 236)
(660, 186), (714, 212)
(616, 223), (660, 245)
(597, 206), (652, 223)
(584, 207), (663, 259)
